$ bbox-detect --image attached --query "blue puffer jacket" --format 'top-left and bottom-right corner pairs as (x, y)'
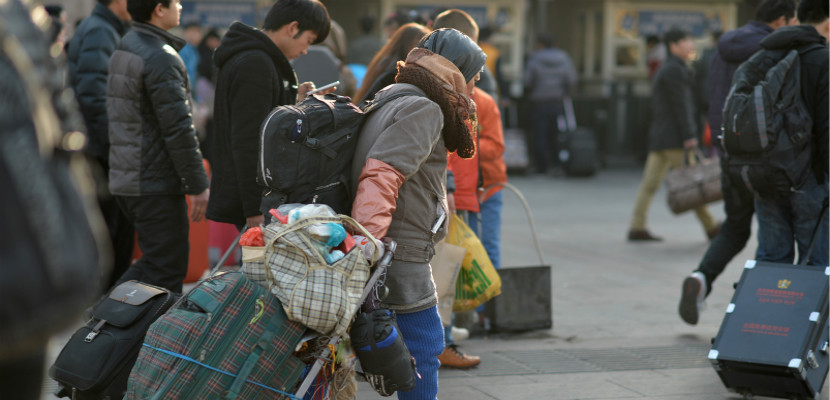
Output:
(66, 2), (128, 165)
(708, 21), (773, 148)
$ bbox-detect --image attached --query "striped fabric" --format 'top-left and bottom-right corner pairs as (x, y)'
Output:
(252, 217), (371, 336)
(125, 272), (307, 399)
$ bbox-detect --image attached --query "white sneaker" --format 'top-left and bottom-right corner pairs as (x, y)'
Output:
(451, 326), (469, 341)
(679, 271), (708, 325)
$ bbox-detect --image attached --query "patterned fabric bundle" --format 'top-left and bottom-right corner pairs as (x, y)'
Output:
(125, 271), (307, 399)
(245, 215), (376, 335)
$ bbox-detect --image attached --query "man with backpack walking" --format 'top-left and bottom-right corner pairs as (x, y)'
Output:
(206, 0), (331, 230)
(678, 0), (797, 326)
(750, 0), (829, 266)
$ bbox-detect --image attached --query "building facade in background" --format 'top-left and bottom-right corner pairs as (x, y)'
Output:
(58, 0), (760, 162)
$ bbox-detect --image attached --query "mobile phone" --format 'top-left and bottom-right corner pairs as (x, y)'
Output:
(307, 81), (340, 95)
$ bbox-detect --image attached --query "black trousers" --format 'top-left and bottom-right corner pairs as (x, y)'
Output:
(0, 346), (45, 400)
(89, 158), (136, 292)
(695, 159), (755, 294)
(530, 101), (566, 173)
(114, 195), (189, 293)
(99, 194), (135, 290)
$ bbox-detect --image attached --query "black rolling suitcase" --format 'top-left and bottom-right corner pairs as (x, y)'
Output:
(49, 230), (243, 400)
(709, 207), (829, 399)
(49, 281), (177, 399)
(558, 98), (598, 177)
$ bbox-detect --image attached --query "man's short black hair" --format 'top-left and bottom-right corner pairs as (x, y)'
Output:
(537, 32), (555, 48)
(44, 5), (63, 17)
(798, 0), (830, 24)
(128, 0), (171, 23)
(663, 27), (689, 49)
(755, 0), (797, 23)
(359, 15), (375, 34)
(262, 0), (330, 45)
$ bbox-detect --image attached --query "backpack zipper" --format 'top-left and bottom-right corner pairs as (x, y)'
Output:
(259, 108), (283, 186)
(314, 181), (340, 191)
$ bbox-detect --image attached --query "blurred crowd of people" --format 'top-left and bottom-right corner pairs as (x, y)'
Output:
(2, 0), (827, 398)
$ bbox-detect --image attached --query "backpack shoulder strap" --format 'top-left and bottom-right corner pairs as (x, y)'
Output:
(361, 90), (426, 114)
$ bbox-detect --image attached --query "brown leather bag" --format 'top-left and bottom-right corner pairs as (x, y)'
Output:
(665, 150), (723, 214)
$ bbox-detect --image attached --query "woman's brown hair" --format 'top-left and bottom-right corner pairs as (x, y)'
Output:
(353, 23), (429, 103)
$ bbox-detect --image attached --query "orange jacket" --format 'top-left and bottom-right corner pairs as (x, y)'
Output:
(447, 147), (479, 212)
(473, 88), (506, 202)
(447, 88), (507, 211)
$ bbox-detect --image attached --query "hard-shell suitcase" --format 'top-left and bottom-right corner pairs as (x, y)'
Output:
(125, 271), (307, 399)
(709, 260), (829, 399)
(558, 98), (598, 177)
(49, 281), (177, 399)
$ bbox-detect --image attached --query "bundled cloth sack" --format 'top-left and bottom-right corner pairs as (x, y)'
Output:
(243, 204), (378, 335)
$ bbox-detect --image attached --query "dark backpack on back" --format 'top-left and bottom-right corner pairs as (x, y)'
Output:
(721, 45), (822, 199)
(257, 91), (421, 215)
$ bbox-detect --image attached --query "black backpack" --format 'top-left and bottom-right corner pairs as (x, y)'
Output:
(721, 45), (823, 199)
(257, 91), (421, 215)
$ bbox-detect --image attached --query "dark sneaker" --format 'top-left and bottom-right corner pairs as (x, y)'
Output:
(627, 229), (663, 241)
(679, 272), (708, 325)
(438, 345), (481, 369)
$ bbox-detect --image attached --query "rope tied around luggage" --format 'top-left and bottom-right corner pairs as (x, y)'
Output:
(141, 343), (303, 400)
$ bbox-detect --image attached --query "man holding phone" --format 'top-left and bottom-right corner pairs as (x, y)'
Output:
(206, 0), (332, 230)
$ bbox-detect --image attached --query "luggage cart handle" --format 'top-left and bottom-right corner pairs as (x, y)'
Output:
(478, 182), (546, 266)
(359, 238), (395, 302)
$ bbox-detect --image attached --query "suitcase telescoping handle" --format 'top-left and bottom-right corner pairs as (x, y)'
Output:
(801, 199), (828, 266)
(563, 97), (578, 132)
(209, 227), (246, 276)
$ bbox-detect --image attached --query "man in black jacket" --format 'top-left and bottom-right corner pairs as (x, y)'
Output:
(753, 0), (829, 266)
(206, 0), (330, 230)
(679, 0), (796, 326)
(106, 0), (209, 293)
(66, 0), (134, 291)
(627, 28), (719, 243)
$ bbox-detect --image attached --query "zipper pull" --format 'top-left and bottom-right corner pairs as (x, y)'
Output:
(291, 119), (303, 142)
(312, 195), (318, 204)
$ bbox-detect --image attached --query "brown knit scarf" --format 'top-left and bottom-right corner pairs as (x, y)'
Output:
(394, 48), (477, 159)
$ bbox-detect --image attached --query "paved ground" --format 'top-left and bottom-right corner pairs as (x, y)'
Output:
(41, 167), (829, 400)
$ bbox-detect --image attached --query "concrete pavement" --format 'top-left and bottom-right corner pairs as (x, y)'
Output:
(356, 167), (828, 400)
(41, 167), (828, 400)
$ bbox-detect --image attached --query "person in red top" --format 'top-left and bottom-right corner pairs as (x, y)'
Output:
(467, 87), (507, 272)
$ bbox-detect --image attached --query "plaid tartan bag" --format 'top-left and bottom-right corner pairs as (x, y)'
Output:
(124, 271), (306, 400)
(251, 216), (376, 336)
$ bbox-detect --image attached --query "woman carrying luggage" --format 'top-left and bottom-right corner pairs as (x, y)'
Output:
(350, 28), (486, 399)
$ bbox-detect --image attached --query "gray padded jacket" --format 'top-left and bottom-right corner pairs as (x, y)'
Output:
(106, 22), (208, 196)
(350, 83), (447, 312)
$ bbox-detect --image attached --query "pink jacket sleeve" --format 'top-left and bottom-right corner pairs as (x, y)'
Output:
(351, 158), (405, 239)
